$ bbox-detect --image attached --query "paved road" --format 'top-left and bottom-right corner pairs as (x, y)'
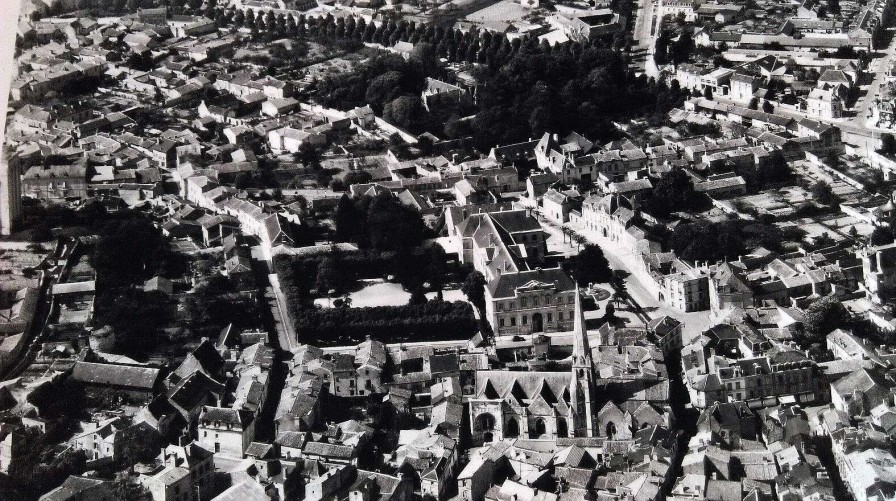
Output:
(848, 30), (896, 130)
(630, 0), (660, 77)
(266, 272), (298, 352)
(538, 213), (714, 342)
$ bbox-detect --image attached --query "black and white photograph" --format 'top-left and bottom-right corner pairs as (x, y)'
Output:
(0, 0), (896, 498)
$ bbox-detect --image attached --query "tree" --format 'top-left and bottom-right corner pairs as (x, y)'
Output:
(603, 301), (616, 320)
(827, 0), (840, 14)
(756, 150), (792, 186)
(803, 296), (851, 342)
(748, 97), (759, 110)
(703, 86), (713, 100)
(315, 256), (343, 293)
(811, 181), (839, 206)
(611, 275), (627, 307)
(762, 100), (774, 113)
(461, 271), (487, 312)
(383, 95), (425, 131)
(113, 474), (151, 501)
(870, 226), (895, 246)
(880, 133), (896, 156)
(117, 424), (161, 465)
(569, 244), (613, 286)
(344, 170), (373, 187)
(408, 288), (428, 305)
(97, 289), (172, 358)
(648, 168), (701, 217)
(334, 195), (362, 243)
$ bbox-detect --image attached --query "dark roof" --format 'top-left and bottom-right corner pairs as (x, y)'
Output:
(71, 362), (160, 390)
(487, 267), (575, 298)
(275, 431), (307, 449)
(40, 476), (114, 501)
(200, 406), (252, 428)
(429, 353), (459, 374)
(489, 210), (542, 234)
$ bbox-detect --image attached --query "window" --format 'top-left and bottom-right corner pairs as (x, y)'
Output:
(568, 296), (574, 304)
(534, 297), (539, 306)
(500, 318), (506, 327)
(558, 311), (563, 321)
(522, 298), (528, 307)
(547, 313), (553, 322)
(523, 316), (528, 325)
(511, 317), (517, 326)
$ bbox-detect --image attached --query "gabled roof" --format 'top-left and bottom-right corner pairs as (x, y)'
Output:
(71, 362), (160, 390)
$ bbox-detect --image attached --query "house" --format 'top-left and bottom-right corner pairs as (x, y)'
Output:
(197, 406), (256, 457)
(70, 362), (161, 398)
(807, 87), (843, 120)
(830, 368), (894, 416)
(422, 78), (473, 112)
(261, 97), (300, 117)
(647, 316), (683, 356)
(268, 126), (328, 154)
(547, 10), (620, 42)
(159, 443), (215, 499)
(541, 188), (582, 224)
(39, 476), (115, 501)
(141, 465), (195, 501)
(729, 74), (761, 104)
(70, 418), (122, 461)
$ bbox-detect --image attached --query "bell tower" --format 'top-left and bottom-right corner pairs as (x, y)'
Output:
(569, 286), (595, 437)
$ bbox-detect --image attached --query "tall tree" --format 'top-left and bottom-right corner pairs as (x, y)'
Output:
(569, 244), (614, 286)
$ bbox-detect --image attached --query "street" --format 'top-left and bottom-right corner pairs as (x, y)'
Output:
(539, 214), (714, 344)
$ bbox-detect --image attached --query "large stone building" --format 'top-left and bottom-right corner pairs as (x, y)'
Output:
(452, 207), (579, 335)
(469, 292), (595, 444)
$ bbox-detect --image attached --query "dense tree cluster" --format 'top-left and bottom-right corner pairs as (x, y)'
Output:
(667, 219), (803, 263)
(654, 30), (695, 66)
(92, 210), (183, 288)
(183, 275), (259, 336)
(237, 10), (690, 146)
(95, 288), (172, 358)
(470, 41), (687, 150)
(274, 244), (471, 345)
(645, 169), (705, 217)
(293, 300), (477, 346)
(334, 193), (427, 250)
(802, 295), (852, 343)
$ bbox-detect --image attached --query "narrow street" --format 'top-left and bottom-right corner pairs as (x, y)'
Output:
(250, 257), (293, 442)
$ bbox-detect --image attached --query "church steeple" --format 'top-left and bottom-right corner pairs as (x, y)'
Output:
(569, 285), (595, 437)
(572, 286), (591, 368)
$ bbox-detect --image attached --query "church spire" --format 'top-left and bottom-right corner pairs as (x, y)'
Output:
(572, 285), (591, 368)
(569, 284), (595, 437)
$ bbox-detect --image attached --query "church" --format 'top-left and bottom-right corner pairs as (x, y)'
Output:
(469, 290), (597, 443)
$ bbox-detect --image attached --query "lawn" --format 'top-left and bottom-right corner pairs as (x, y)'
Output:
(313, 279), (466, 308)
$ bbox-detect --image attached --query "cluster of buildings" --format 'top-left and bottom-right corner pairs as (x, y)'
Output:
(8, 0), (896, 499)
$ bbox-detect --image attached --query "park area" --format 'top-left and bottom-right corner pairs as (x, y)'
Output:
(273, 247), (480, 347)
